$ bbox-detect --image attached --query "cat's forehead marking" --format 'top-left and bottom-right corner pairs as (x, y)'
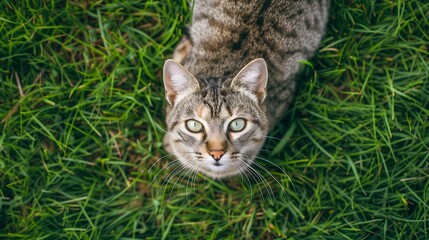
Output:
(198, 85), (233, 120)
(201, 82), (225, 118)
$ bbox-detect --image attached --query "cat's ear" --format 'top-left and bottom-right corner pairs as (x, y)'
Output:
(163, 59), (200, 105)
(229, 58), (268, 103)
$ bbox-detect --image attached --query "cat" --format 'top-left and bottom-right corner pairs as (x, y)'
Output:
(162, 0), (329, 179)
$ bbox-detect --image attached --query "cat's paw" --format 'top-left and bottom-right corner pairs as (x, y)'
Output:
(163, 133), (173, 154)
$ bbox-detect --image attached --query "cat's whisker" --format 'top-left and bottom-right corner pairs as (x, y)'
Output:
(231, 161), (253, 201)
(150, 154), (192, 185)
(246, 165), (271, 202)
(242, 157), (277, 202)
(184, 163), (196, 198)
(159, 161), (190, 199)
(183, 160), (204, 197)
(253, 170), (275, 202)
(238, 157), (274, 202)
(256, 156), (295, 192)
(156, 156), (192, 196)
(252, 160), (288, 198)
(185, 168), (195, 198)
(164, 156), (204, 200)
(191, 162), (203, 195)
(150, 159), (181, 186)
(258, 143), (281, 153)
(263, 135), (282, 141)
(157, 165), (180, 198)
(182, 160), (202, 198)
(238, 164), (265, 202)
(170, 161), (198, 199)
(148, 153), (177, 173)
(168, 166), (191, 200)
(259, 148), (274, 153)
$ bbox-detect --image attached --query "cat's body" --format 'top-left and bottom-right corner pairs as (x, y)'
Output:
(163, 0), (329, 178)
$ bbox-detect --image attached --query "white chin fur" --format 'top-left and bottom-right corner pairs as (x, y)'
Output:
(183, 157), (251, 179)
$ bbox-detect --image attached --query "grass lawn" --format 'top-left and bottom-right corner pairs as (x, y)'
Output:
(1, 0), (428, 239)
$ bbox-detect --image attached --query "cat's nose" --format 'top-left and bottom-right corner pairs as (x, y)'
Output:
(209, 150), (225, 161)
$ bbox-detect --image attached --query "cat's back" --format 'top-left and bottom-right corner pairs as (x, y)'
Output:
(182, 0), (329, 79)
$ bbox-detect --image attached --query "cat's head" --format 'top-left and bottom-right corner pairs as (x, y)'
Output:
(162, 58), (268, 179)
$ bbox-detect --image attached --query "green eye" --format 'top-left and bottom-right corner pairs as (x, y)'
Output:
(229, 118), (246, 132)
(186, 119), (204, 133)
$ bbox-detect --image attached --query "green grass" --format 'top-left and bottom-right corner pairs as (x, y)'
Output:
(1, 0), (428, 239)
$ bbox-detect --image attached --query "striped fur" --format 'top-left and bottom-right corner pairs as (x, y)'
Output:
(163, 0), (329, 178)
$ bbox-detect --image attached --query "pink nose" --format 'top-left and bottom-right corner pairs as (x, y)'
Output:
(209, 150), (225, 161)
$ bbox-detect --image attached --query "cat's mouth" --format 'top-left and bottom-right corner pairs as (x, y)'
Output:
(213, 162), (223, 167)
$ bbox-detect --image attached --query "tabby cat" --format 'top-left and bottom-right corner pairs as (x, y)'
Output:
(162, 0), (329, 179)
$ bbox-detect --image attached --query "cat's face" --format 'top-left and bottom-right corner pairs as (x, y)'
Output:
(163, 59), (269, 179)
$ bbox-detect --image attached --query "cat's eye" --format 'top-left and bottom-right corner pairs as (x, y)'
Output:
(185, 119), (204, 133)
(229, 118), (246, 132)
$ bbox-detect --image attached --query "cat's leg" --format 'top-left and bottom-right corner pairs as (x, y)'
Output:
(163, 132), (173, 154)
(172, 36), (192, 64)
